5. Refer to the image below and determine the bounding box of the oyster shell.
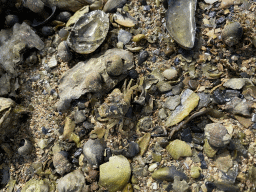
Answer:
[56,48,133,111]
[166,0,197,49]
[67,10,109,54]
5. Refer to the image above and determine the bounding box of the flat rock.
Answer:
[166,89,199,127]
[223,78,246,89]
[99,155,131,192]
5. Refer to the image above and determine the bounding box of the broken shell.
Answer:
[166,139,192,160]
[204,123,231,148]
[67,10,109,54]
[105,54,124,76]
[103,0,127,13]
[53,151,72,175]
[133,34,146,42]
[57,41,72,62]
[222,22,243,47]
[166,0,197,49]
[113,12,137,28]
[18,139,33,156]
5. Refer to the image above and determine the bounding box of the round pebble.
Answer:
[162,68,178,80]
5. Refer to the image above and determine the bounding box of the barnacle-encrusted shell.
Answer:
[166,0,197,49]
[166,139,192,160]
[67,10,109,54]
[222,22,243,47]
[204,123,231,148]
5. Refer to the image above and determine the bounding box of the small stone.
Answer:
[42,26,55,36]
[113,12,137,27]
[148,163,158,172]
[215,150,233,172]
[158,108,167,119]
[205,123,231,148]
[48,55,58,69]
[83,139,105,167]
[190,166,201,179]
[56,12,72,22]
[152,166,188,182]
[166,139,192,160]
[223,78,246,89]
[156,81,172,93]
[162,68,178,80]
[138,50,149,65]
[188,80,198,90]
[105,54,124,76]
[118,29,132,45]
[57,41,72,62]
[164,95,181,110]
[116,41,123,49]
[197,93,211,109]
[99,155,131,192]
[57,170,86,192]
[172,176,189,192]
[74,110,86,124]
[53,151,72,175]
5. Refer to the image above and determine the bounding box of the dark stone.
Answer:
[151,55,157,63]
[209,11,216,18]
[42,126,48,134]
[122,142,140,158]
[216,16,226,25]
[192,133,204,145]
[224,89,240,99]
[128,69,138,79]
[138,50,149,65]
[74,110,86,124]
[205,181,216,192]
[74,148,83,158]
[180,128,192,143]
[188,80,198,90]
[212,88,226,104]
[42,26,55,36]
[56,11,72,22]
[201,161,208,169]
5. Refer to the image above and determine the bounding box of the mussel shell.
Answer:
[67,10,109,54]
[166,0,197,49]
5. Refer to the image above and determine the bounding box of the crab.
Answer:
[96,78,143,139]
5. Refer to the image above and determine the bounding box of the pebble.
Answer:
[5,15,19,27]
[152,166,188,181]
[190,166,201,179]
[47,55,58,69]
[158,108,167,119]
[57,41,72,62]
[197,92,211,109]
[99,155,131,192]
[18,139,33,156]
[103,0,127,13]
[74,110,86,124]
[121,142,140,158]
[148,163,158,172]
[56,12,72,22]
[166,139,192,159]
[83,139,105,167]
[203,139,218,158]
[180,128,192,143]
[53,151,72,175]
[42,26,55,36]
[118,29,132,45]
[215,150,233,172]
[156,81,172,93]
[138,50,149,65]
[188,80,198,90]
[172,176,189,192]
[21,179,50,192]
[57,170,86,192]
[212,88,226,104]
[162,68,178,80]
[204,123,231,148]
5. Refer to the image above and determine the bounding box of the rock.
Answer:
[223,78,246,89]
[166,139,192,160]
[172,176,189,192]
[215,150,233,172]
[53,151,72,175]
[57,170,86,192]
[188,80,198,90]
[158,108,167,119]
[162,68,178,80]
[118,29,132,45]
[122,142,140,158]
[205,123,231,148]
[222,22,243,47]
[56,49,133,111]
[226,97,251,117]
[190,166,201,179]
[21,179,50,192]
[220,0,236,8]
[57,41,72,62]
[166,89,199,127]
[103,0,127,13]
[164,95,181,110]
[152,166,188,182]
[156,81,172,93]
[56,11,72,22]
[197,92,211,109]
[166,0,197,48]
[42,26,55,36]
[105,54,124,76]
[133,34,146,42]
[74,110,86,124]
[99,155,131,192]
[83,139,105,167]
[47,55,58,69]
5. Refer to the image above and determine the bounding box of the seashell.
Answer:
[132,34,146,42]
[105,54,124,76]
[204,123,231,148]
[18,139,33,156]
[166,0,197,49]
[222,22,243,47]
[67,10,109,54]
[57,41,72,62]
[113,12,137,28]
[53,151,72,175]
[166,139,192,160]
[103,0,127,13]
[138,50,149,65]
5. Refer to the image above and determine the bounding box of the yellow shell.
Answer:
[133,34,146,42]
[166,139,192,160]
[190,166,201,179]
